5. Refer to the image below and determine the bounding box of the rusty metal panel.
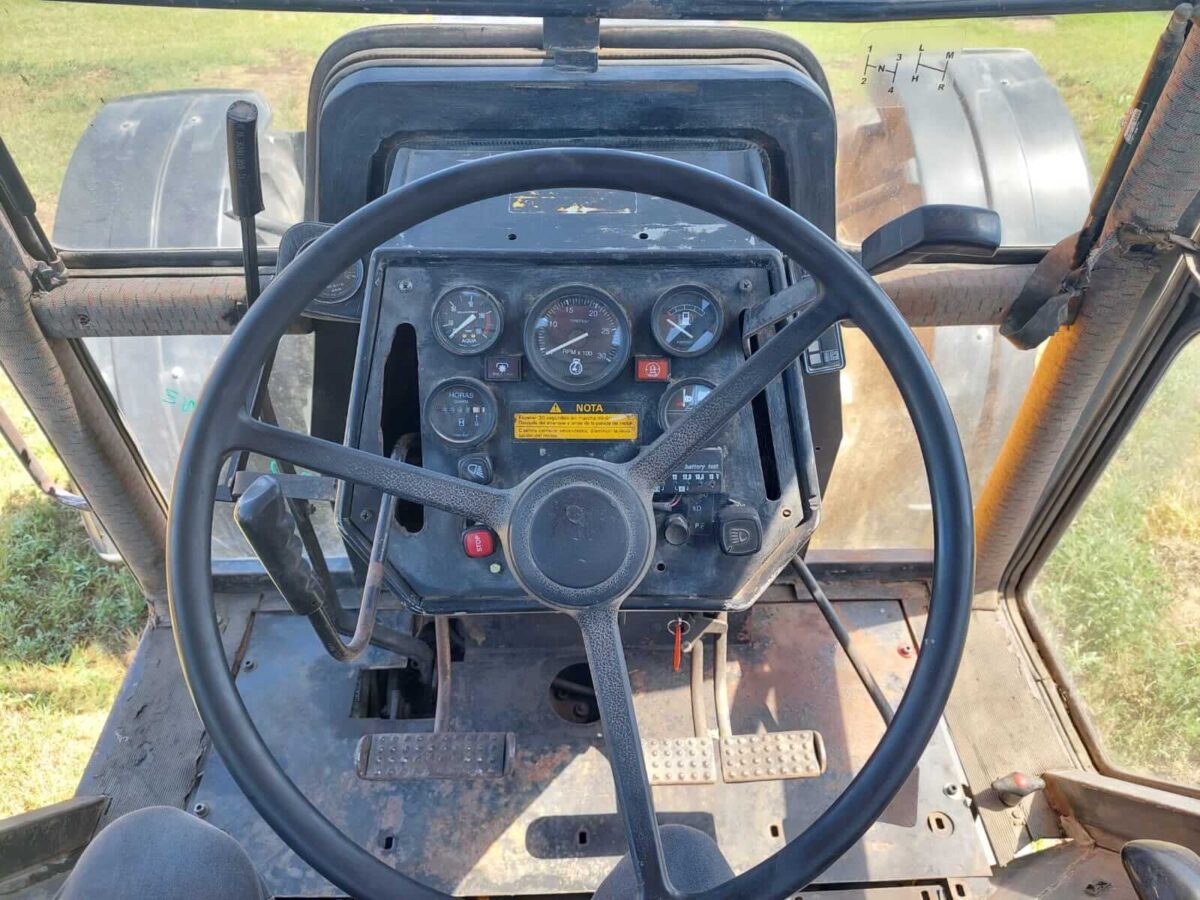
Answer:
[1043,770,1200,854]
[190,598,990,896]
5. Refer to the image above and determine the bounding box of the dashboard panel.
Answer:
[296,50,840,612]
[341,252,817,613]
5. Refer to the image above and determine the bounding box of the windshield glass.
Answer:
[2,9,1162,251]
[0,6,1166,554]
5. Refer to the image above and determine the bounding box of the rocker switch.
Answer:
[457,454,493,485]
[718,506,762,556]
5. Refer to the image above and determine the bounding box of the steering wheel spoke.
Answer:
[626,291,844,492]
[233,414,512,530]
[576,605,675,900]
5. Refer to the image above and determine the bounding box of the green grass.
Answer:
[0,644,132,818]
[0,485,145,664]
[0,372,147,817]
[0,2,1168,230]
[0,0,413,231]
[1033,345,1200,785]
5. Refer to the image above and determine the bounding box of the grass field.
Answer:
[1033,344,1200,785]
[0,375,145,818]
[0,0,1193,816]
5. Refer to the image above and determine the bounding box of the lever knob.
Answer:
[225,100,264,219]
[234,475,324,617]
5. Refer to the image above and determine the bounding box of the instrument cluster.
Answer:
[424,282,726,447]
[344,257,808,611]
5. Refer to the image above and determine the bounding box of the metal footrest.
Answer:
[356,732,513,780]
[718,731,826,783]
[643,736,718,785]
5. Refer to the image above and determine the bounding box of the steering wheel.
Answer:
[169,148,973,900]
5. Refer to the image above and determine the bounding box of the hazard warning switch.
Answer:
[462,527,496,558]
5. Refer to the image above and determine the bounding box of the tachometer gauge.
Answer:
[424,378,498,446]
[432,286,503,355]
[651,286,724,357]
[524,286,632,392]
[659,378,716,430]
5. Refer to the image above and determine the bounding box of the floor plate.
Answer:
[191,597,991,896]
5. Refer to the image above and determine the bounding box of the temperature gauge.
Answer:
[651,286,724,357]
[659,378,716,430]
[424,378,498,446]
[432,286,504,355]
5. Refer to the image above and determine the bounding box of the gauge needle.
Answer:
[544,333,589,355]
[448,313,478,337]
[666,318,694,339]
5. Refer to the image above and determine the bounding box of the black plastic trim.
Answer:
[60,0,1178,22]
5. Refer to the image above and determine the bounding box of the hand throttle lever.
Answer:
[234,472,433,680]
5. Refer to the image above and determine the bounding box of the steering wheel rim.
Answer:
[168,148,974,900]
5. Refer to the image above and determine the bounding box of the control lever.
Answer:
[220,100,332,594]
[741,276,821,351]
[743,205,999,346]
[225,100,265,305]
[859,204,1001,275]
[234,471,433,680]
[794,555,921,827]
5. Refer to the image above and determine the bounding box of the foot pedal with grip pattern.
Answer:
[355,732,513,780]
[642,737,718,785]
[718,731,826,782]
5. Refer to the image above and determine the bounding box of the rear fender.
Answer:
[54,89,302,250]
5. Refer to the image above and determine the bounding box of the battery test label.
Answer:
[512,401,639,441]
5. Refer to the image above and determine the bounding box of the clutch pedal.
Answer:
[356,731,513,780]
[643,737,718,785]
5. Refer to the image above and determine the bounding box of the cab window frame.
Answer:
[1015,297,1200,801]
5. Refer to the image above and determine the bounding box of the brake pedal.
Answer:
[355,732,513,780]
[718,731,826,782]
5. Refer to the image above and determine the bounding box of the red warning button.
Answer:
[635,356,670,382]
[463,527,496,558]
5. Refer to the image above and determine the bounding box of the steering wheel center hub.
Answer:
[506,460,654,610]
[529,485,631,589]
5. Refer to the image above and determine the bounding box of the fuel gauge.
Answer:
[651,286,724,357]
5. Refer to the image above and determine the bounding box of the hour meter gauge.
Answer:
[424,378,498,446]
[524,285,631,392]
[651,285,724,357]
[432,286,504,355]
[659,378,716,430]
